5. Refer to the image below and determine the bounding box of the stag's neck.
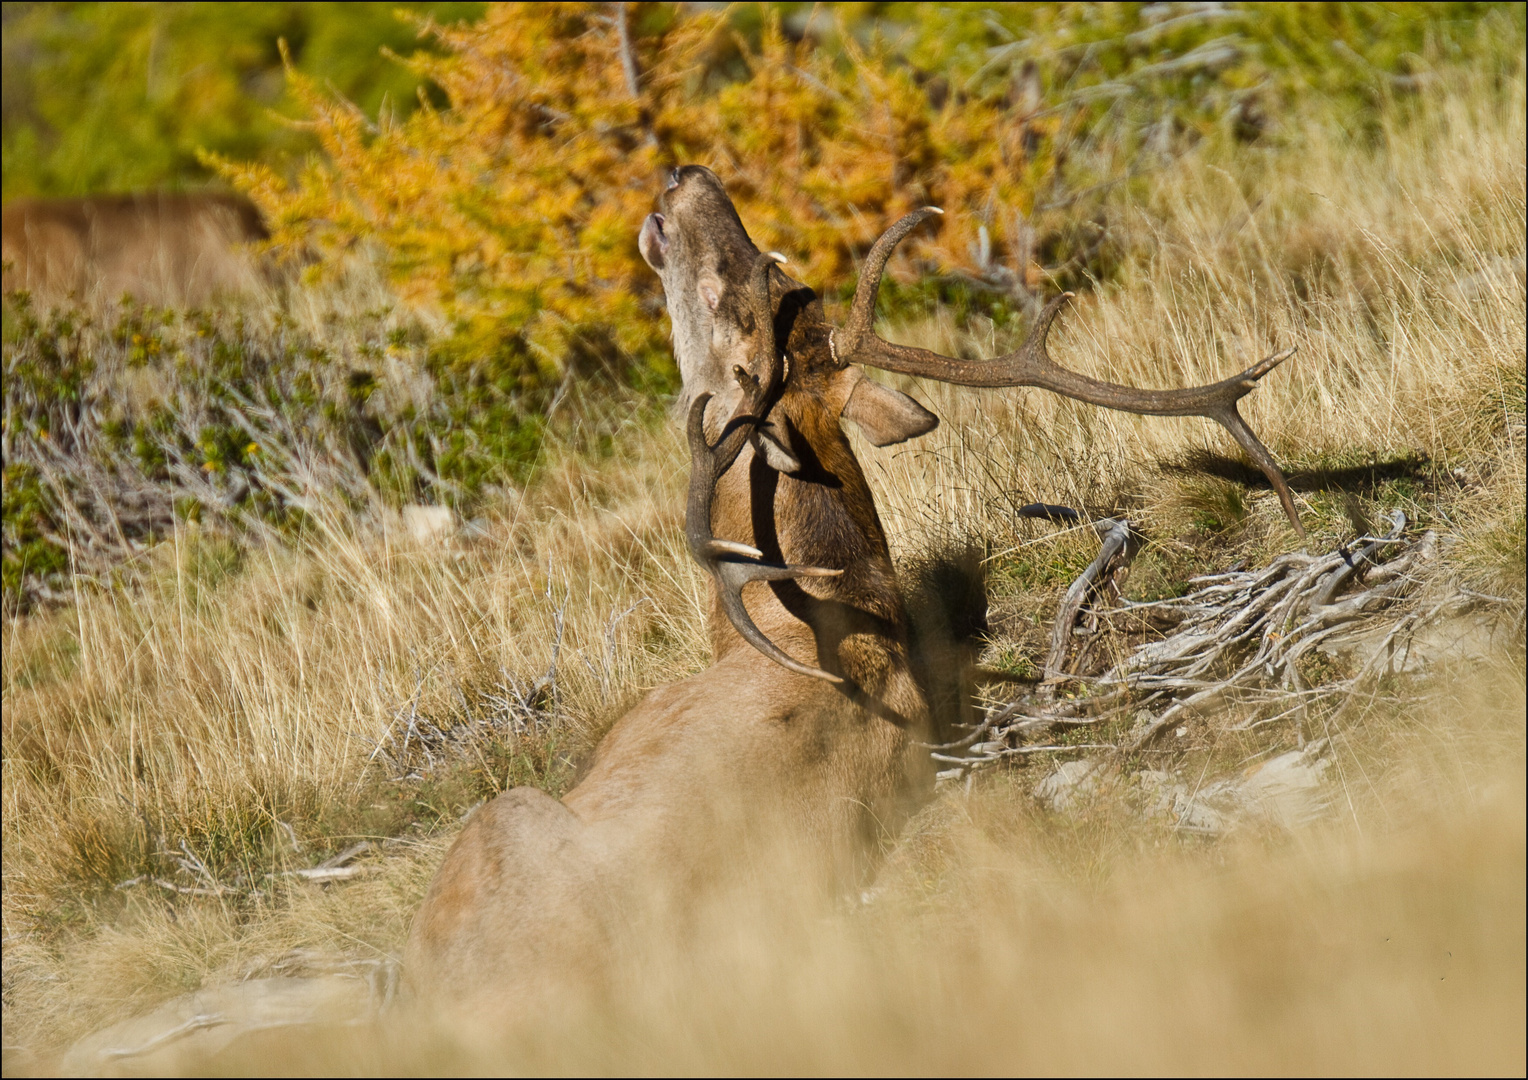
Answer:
[710,403,911,694]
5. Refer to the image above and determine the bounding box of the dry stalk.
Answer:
[359,598,566,782]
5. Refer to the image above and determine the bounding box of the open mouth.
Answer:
[639,212,668,270]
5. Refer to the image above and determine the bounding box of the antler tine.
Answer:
[833,211,1306,537]
[839,206,943,361]
[745,251,785,402]
[711,554,845,683]
[682,253,846,684]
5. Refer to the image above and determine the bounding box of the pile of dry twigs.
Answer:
[933,510,1523,782]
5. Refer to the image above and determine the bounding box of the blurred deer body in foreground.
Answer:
[404,167,1298,1013]
[1,192,269,308]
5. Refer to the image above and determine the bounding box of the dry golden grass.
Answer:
[396,677,1528,1076]
[2,62,1524,1074]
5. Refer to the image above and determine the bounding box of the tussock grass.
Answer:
[3,60,1525,1073]
[864,64,1525,558]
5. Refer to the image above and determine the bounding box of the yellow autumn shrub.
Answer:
[211,2,1520,384]
[212,2,1059,379]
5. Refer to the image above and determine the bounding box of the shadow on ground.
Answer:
[1166,449,1435,494]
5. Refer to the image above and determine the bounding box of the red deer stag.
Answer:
[1,192,269,309]
[403,166,1299,1014]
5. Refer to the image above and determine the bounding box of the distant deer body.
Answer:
[1,192,269,308]
[403,167,1297,1011]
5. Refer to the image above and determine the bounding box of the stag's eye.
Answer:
[665,168,682,192]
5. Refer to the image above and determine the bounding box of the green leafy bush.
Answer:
[1,1,484,199]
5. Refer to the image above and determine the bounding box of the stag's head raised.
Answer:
[638,165,756,400]
[642,166,950,683]
[639,166,936,446]
[640,165,1301,685]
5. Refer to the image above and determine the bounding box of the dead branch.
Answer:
[318,841,372,869]
[99,1013,233,1060]
[1043,516,1135,688]
[272,865,371,883]
[115,876,229,898]
[934,508,1512,784]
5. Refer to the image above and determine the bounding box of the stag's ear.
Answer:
[841,373,939,446]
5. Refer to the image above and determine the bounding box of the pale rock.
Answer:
[1319,608,1517,674]
[401,504,457,545]
[1034,760,1102,812]
[1169,741,1333,835]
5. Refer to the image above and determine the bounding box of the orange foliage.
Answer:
[214,3,1059,374]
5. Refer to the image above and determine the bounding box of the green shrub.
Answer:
[0,295,599,611]
[1,1,485,199]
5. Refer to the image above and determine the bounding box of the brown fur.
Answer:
[404,168,972,1016]
[1,192,269,308]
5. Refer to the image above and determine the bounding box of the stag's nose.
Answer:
[639,212,668,271]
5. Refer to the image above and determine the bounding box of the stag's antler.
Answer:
[686,253,845,683]
[832,208,1305,537]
